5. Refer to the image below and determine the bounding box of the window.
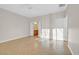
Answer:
[52,28,63,40]
[41,29,50,39]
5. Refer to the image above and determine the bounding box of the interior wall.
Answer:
[0,8,30,42]
[29,11,67,40]
[67,5,79,54]
[51,11,67,41]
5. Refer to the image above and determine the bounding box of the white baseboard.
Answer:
[68,45,74,55]
[0,35,28,43]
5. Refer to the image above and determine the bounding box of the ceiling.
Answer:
[0,4,67,18]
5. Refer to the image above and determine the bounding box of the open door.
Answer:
[34,22,38,37]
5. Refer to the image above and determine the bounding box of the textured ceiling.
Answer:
[0,4,67,17]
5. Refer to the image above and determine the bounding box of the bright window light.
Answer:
[52,28,63,40]
[41,29,50,39]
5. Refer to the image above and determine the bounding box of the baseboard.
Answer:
[0,35,28,43]
[68,45,74,55]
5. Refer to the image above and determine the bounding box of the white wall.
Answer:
[0,8,30,42]
[29,11,67,40]
[68,5,79,54]
[51,12,68,41]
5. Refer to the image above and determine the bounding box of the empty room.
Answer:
[0,4,79,55]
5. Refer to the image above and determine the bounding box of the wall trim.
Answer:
[0,35,28,44]
[68,45,74,55]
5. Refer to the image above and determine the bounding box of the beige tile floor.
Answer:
[0,36,71,55]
